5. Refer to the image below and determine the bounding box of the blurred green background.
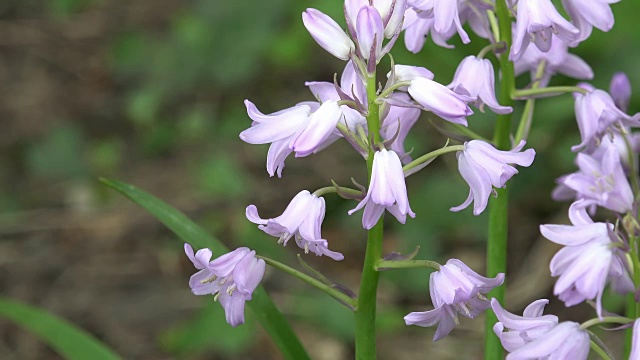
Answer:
[0,0,638,359]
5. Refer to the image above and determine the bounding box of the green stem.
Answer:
[579,316,634,330]
[514,60,546,144]
[512,86,588,99]
[485,1,514,360]
[376,81,412,102]
[590,341,613,360]
[354,70,384,360]
[621,131,640,196]
[477,41,506,59]
[258,256,358,310]
[374,259,441,271]
[441,122,492,142]
[625,233,640,356]
[355,220,383,359]
[313,185,363,198]
[624,293,636,358]
[402,145,465,173]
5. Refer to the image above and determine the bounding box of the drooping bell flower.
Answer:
[349,149,415,229]
[402,8,454,52]
[540,200,622,317]
[448,56,512,114]
[451,140,536,215]
[572,84,639,151]
[562,0,618,44]
[240,101,312,177]
[409,0,470,44]
[246,190,344,260]
[494,297,591,359]
[505,321,590,360]
[303,9,355,60]
[559,147,634,213]
[510,0,579,61]
[491,298,559,353]
[184,244,266,327]
[404,259,504,341]
[514,33,593,87]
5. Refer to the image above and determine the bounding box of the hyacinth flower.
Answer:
[562,0,619,44]
[407,0,470,44]
[540,200,623,317]
[246,190,344,260]
[302,8,355,60]
[514,33,593,87]
[572,84,640,151]
[451,140,536,215]
[240,99,345,176]
[184,244,265,327]
[407,77,474,126]
[559,146,634,213]
[402,8,452,52]
[349,149,415,229]
[240,101,313,177]
[510,0,579,61]
[491,298,559,353]
[448,56,512,115]
[610,72,632,112]
[404,259,504,341]
[505,321,590,360]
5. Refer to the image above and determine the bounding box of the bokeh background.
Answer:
[0,0,639,359]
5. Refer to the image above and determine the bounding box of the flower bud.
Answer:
[373,0,407,38]
[356,6,384,61]
[407,77,473,126]
[303,9,355,60]
[609,72,632,112]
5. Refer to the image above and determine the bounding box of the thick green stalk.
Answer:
[624,294,636,358]
[354,71,383,360]
[626,235,640,357]
[485,2,515,360]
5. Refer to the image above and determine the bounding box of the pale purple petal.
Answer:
[290,100,343,157]
[218,290,248,327]
[303,9,355,60]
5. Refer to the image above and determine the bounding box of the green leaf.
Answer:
[161,299,256,356]
[0,298,121,360]
[99,178,310,360]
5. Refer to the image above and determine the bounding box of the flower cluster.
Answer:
[178,0,640,357]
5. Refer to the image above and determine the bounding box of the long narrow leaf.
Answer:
[100,178,309,360]
[0,298,121,360]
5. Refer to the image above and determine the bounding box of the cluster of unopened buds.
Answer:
[182,0,640,358]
